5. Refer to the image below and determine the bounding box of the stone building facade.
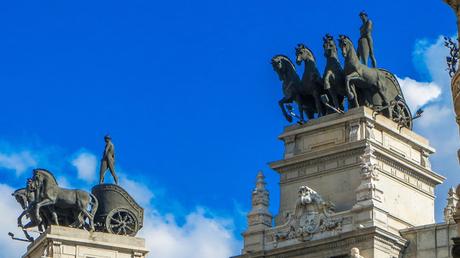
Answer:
[234,107,457,258]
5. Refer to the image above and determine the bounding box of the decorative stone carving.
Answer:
[445,187,459,224]
[270,186,342,242]
[355,144,383,205]
[365,120,375,139]
[350,247,364,258]
[421,149,432,169]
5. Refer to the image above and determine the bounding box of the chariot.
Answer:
[92,184,144,236]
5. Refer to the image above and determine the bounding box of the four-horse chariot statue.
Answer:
[92,184,144,236]
[272,13,421,130]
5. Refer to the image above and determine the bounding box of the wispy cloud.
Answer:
[397,76,441,112]
[0,151,37,176]
[119,172,155,206]
[71,150,98,183]
[142,207,240,258]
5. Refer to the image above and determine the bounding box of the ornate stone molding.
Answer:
[355,144,383,206]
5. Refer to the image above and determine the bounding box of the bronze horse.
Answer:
[32,168,98,231]
[322,34,348,110]
[295,44,326,116]
[338,35,390,111]
[272,55,316,122]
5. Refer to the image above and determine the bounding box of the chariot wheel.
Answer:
[391,100,412,129]
[105,207,139,236]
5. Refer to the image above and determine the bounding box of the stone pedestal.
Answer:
[22,226,148,258]
[235,106,445,258]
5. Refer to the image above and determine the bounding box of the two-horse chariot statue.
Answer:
[11,168,144,242]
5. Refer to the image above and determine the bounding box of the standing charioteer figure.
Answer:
[357,11,377,68]
[99,134,119,185]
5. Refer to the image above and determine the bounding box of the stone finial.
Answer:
[247,171,272,228]
[445,187,459,223]
[350,247,364,258]
[255,170,267,191]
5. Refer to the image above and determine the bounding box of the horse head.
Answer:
[271,55,298,82]
[295,44,316,65]
[271,56,284,80]
[12,188,28,210]
[323,34,338,58]
[338,35,354,59]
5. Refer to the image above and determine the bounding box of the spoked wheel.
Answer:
[105,208,139,236]
[391,100,412,129]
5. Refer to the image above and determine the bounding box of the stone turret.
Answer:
[445,187,459,224]
[242,171,273,254]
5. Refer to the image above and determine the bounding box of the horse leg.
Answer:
[35,199,54,224]
[345,72,360,107]
[17,210,27,227]
[48,206,59,226]
[328,89,340,109]
[324,71,340,109]
[80,208,95,231]
[312,91,324,116]
[279,98,293,122]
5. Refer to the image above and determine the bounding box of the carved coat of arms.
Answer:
[271,186,342,242]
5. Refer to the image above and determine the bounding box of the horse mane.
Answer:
[273,54,297,72]
[33,168,58,185]
[339,35,354,47]
[12,188,26,196]
[296,44,317,63]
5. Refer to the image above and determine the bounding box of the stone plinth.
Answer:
[236,106,445,258]
[270,107,444,232]
[22,226,148,258]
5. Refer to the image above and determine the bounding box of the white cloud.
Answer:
[413,35,453,94]
[141,208,240,258]
[71,151,98,183]
[409,35,460,221]
[0,151,37,176]
[397,76,441,111]
[0,183,34,257]
[120,174,155,206]
[417,105,452,129]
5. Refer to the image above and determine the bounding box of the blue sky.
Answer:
[0,1,459,257]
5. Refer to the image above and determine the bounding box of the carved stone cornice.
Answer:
[232,227,407,258]
[270,140,366,173]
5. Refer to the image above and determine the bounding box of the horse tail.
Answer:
[89,193,99,219]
